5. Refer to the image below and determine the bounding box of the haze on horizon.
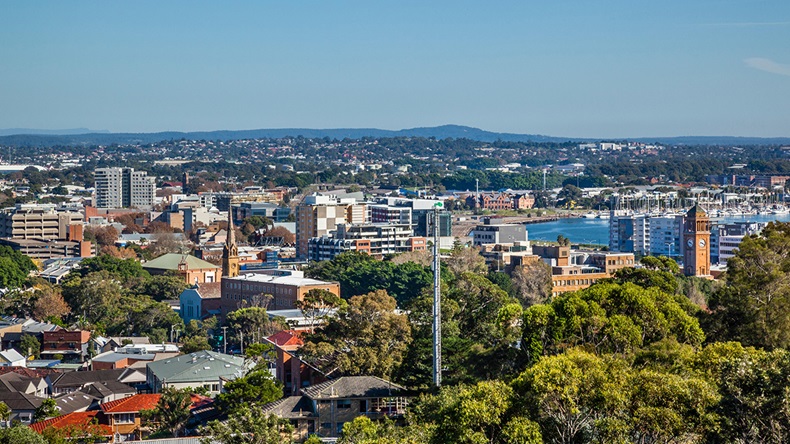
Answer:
[1,1,789,139]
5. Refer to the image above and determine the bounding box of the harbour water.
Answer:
[526,213,790,246]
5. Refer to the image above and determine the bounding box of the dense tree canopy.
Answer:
[301,290,411,379]
[305,251,431,305]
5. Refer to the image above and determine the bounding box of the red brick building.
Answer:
[41,330,91,363]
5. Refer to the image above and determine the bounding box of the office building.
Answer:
[0,204,83,240]
[471,219,528,246]
[94,168,156,209]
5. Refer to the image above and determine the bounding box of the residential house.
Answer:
[51,368,143,396]
[0,371,51,398]
[262,376,411,441]
[91,336,151,355]
[0,391,44,424]
[269,338,328,397]
[145,351,246,396]
[100,394,161,441]
[30,411,113,439]
[40,330,91,363]
[53,390,101,414]
[0,349,26,367]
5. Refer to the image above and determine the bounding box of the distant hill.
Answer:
[0,124,788,147]
[0,128,109,136]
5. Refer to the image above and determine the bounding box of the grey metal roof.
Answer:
[261,395,316,419]
[0,391,44,411]
[52,369,127,388]
[301,376,407,400]
[145,351,246,383]
[54,390,98,413]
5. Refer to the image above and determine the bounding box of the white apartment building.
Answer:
[94,168,156,209]
[648,215,683,258]
[718,234,744,265]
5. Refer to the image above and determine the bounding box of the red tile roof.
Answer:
[29,411,113,436]
[100,394,161,413]
[268,330,304,348]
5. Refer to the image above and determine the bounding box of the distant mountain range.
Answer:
[0,124,789,147]
[0,128,110,136]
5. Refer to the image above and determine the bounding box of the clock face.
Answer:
[699,239,706,248]
[687,239,694,248]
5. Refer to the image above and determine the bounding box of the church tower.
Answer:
[222,206,240,277]
[682,204,711,277]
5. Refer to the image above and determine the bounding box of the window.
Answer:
[115,413,135,424]
[337,399,352,409]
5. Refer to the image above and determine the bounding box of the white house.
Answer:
[0,349,26,367]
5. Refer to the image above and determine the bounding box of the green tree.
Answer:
[512,349,621,444]
[69,254,148,283]
[180,335,211,353]
[295,288,347,333]
[697,344,790,442]
[224,307,285,346]
[18,333,40,359]
[301,290,411,378]
[201,405,292,444]
[134,274,189,302]
[142,386,193,438]
[706,222,790,349]
[33,398,58,422]
[0,244,36,289]
[0,401,10,428]
[339,416,379,443]
[216,368,282,413]
[521,282,704,362]
[0,425,47,444]
[411,380,532,444]
[305,251,431,304]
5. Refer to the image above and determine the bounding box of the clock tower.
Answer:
[682,204,711,277]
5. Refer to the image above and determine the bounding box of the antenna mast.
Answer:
[432,202,442,388]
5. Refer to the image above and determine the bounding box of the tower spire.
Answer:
[226,206,236,247]
[222,205,239,277]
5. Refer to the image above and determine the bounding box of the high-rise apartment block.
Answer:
[94,168,156,209]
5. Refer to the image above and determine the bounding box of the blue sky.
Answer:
[1,1,789,137]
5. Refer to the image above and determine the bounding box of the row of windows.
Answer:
[553,278,598,287]
[607,259,634,265]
